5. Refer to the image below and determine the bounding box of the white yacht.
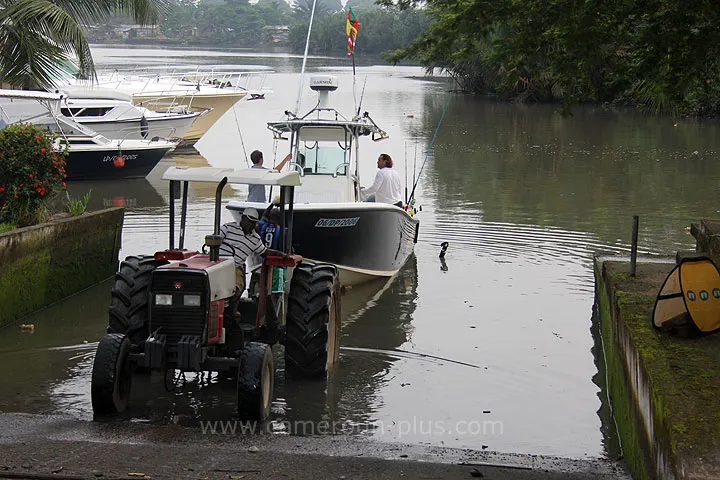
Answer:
[62,69,271,150]
[0,90,177,181]
[58,86,207,142]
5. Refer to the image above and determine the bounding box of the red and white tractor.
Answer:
[90,167,341,420]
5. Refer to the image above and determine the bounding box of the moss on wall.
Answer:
[595,259,720,479]
[0,208,123,327]
[595,262,653,480]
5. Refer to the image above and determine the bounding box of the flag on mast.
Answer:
[346,6,358,56]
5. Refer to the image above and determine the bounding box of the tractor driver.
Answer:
[219,207,287,297]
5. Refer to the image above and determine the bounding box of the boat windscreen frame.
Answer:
[294,125,353,177]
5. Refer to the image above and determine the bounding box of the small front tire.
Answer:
[91,333,133,415]
[237,342,274,421]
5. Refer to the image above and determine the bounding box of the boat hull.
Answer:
[65,144,174,181]
[229,202,419,286]
[133,92,246,149]
[75,115,198,142]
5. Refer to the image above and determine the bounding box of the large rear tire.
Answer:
[285,262,341,378]
[91,333,132,415]
[237,342,274,421]
[108,255,167,347]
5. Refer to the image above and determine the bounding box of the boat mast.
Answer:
[294,0,319,115]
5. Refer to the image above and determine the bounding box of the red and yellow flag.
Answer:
[346,7,358,56]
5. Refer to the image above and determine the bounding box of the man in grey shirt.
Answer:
[247,150,293,202]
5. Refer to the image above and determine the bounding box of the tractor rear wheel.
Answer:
[91,333,132,415]
[237,342,274,421]
[285,262,341,378]
[108,255,167,347]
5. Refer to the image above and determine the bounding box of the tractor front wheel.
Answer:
[91,333,133,415]
[285,262,341,378]
[237,342,274,421]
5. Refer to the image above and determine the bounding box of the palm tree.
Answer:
[0,0,169,89]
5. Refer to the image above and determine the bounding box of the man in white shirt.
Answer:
[219,207,286,296]
[360,153,404,207]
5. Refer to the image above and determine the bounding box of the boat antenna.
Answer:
[406,95,452,205]
[294,0,319,115]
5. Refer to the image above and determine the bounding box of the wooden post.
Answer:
[630,215,639,277]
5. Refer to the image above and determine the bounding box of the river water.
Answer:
[3,45,720,460]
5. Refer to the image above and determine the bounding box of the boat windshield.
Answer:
[298,141,348,176]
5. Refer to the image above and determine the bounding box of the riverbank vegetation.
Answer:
[140,0,427,56]
[379,0,720,115]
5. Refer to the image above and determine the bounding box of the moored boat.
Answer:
[0,89,177,181]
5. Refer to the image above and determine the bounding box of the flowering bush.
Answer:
[0,123,67,227]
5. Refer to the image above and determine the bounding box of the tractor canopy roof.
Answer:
[162,166,301,186]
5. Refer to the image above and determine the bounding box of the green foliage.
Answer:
[0,223,15,233]
[0,0,169,89]
[288,8,429,56]
[381,0,720,115]
[66,189,92,217]
[0,123,67,227]
[160,0,294,46]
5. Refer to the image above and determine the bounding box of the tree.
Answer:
[0,0,169,89]
[380,0,720,115]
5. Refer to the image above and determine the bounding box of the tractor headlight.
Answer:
[183,294,201,306]
[155,294,173,306]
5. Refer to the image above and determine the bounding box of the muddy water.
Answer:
[3,46,720,460]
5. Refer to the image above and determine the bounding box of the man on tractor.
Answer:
[219,206,287,298]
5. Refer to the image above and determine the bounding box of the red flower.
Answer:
[62,182,66,188]
[35,135,40,141]
[40,148,46,154]
[0,187,4,193]
[28,173,33,179]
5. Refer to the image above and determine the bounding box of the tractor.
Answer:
[90,166,341,420]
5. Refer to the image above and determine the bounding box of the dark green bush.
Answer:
[0,123,67,226]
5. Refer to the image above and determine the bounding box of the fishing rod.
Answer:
[356,76,367,117]
[406,96,452,205]
[404,141,408,205]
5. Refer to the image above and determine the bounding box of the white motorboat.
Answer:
[57,86,207,142]
[227,75,420,287]
[62,69,271,150]
[0,90,178,181]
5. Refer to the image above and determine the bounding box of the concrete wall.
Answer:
[0,208,123,327]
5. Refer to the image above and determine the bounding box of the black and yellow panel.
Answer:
[679,258,720,332]
[653,265,685,329]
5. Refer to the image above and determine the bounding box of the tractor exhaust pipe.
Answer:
[214,177,228,235]
[206,177,229,262]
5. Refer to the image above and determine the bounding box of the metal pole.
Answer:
[179,181,189,249]
[169,180,176,249]
[630,215,639,277]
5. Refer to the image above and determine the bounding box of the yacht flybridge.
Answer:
[227,75,419,286]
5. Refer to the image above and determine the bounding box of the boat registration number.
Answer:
[315,217,360,228]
